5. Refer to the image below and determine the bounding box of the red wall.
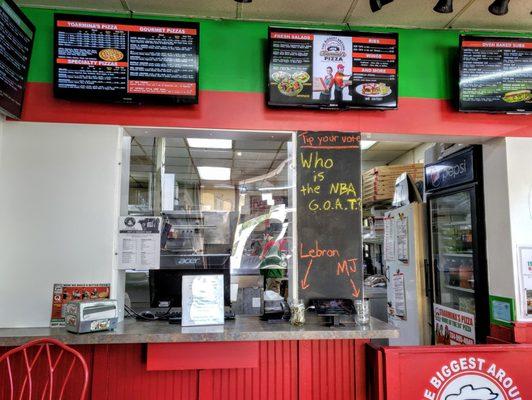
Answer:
[19,83,532,138]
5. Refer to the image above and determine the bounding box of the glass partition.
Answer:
[126,132,294,304]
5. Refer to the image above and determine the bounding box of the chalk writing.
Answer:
[297,131,362,302]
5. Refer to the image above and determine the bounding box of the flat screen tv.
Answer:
[267,27,398,110]
[54,14,199,105]
[0,0,35,119]
[459,35,532,114]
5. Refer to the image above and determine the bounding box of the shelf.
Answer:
[440,253,473,258]
[364,237,384,244]
[439,221,472,227]
[445,284,475,294]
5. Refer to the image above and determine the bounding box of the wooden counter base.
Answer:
[1,339,371,400]
[0,317,396,399]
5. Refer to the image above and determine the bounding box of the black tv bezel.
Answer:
[267,26,399,111]
[53,13,200,105]
[458,34,532,115]
[0,0,36,120]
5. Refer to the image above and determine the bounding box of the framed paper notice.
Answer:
[384,216,395,261]
[392,272,406,319]
[396,213,409,263]
[181,274,224,327]
[117,216,161,270]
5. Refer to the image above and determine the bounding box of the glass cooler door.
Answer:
[430,189,477,343]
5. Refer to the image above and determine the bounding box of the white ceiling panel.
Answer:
[126,0,236,19]
[17,0,126,12]
[348,0,470,29]
[452,1,532,31]
[241,0,353,24]
[16,0,531,32]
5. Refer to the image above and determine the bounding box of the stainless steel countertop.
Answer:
[0,316,398,347]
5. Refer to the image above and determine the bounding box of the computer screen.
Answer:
[149,268,231,308]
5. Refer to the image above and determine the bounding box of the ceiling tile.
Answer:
[189,149,233,159]
[131,146,153,157]
[165,158,193,167]
[133,137,155,146]
[347,0,468,29]
[165,138,186,148]
[234,160,272,169]
[234,141,283,150]
[362,149,405,162]
[371,141,421,151]
[126,0,236,18]
[194,159,233,168]
[452,1,532,31]
[241,0,353,23]
[16,0,126,12]
[237,150,279,160]
[165,147,189,157]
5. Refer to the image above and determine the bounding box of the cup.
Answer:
[290,300,306,326]
[354,299,370,325]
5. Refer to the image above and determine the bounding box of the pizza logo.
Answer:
[423,357,522,400]
[319,37,346,61]
[445,384,498,400]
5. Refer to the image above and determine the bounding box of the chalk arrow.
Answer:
[350,278,361,298]
[301,259,313,290]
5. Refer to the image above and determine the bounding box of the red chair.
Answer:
[0,338,89,400]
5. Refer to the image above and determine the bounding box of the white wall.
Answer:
[389,143,434,166]
[483,137,532,321]
[0,122,122,327]
[483,139,515,300]
[506,138,532,321]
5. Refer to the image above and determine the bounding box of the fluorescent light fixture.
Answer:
[258,185,294,191]
[261,193,273,202]
[361,140,377,150]
[187,138,232,149]
[197,166,231,181]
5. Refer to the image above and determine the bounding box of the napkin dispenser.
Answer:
[64,300,118,334]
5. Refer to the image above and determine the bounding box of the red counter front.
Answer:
[0,339,370,400]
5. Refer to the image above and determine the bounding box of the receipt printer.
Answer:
[65,300,118,334]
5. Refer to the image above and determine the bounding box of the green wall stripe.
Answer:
[21,7,529,100]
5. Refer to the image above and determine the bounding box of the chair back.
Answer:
[0,338,89,400]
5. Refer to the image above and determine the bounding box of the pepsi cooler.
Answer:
[425,146,489,345]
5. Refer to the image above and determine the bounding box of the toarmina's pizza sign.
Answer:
[423,357,523,400]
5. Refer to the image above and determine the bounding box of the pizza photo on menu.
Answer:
[53,14,199,105]
[98,48,124,62]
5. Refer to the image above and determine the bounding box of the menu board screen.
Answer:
[268,27,398,110]
[0,0,35,119]
[459,35,532,113]
[54,14,199,104]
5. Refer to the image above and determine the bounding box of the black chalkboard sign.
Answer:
[296,131,362,303]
